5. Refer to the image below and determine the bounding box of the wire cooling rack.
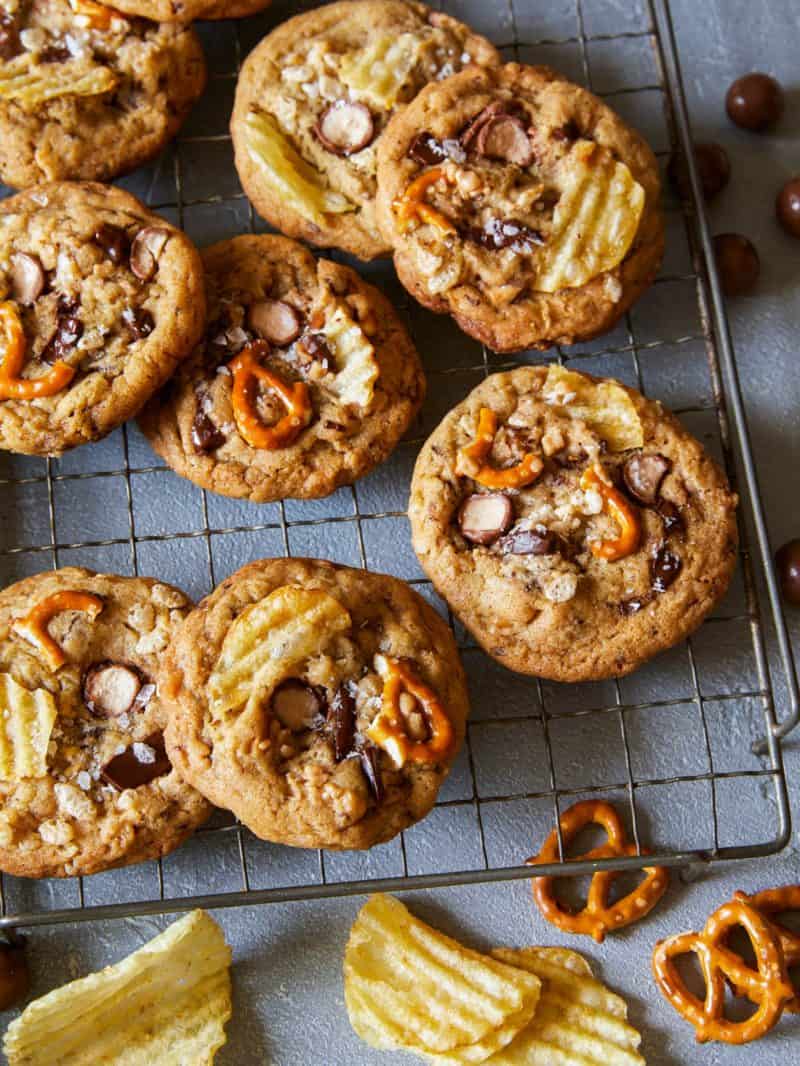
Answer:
[0,0,797,929]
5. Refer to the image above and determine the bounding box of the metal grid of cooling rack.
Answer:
[0,0,796,929]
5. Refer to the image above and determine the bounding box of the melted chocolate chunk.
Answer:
[100,732,171,790]
[297,333,334,371]
[464,218,545,253]
[40,44,71,64]
[123,307,155,339]
[41,299,83,364]
[408,131,445,165]
[191,408,225,453]
[496,524,558,556]
[619,594,651,616]
[655,498,684,537]
[0,12,21,61]
[359,743,384,804]
[328,683,356,762]
[651,546,682,593]
[93,222,130,265]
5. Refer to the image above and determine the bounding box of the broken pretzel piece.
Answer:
[0,302,75,400]
[581,465,641,561]
[228,340,312,450]
[366,655,454,768]
[12,590,104,671]
[458,406,543,490]
[393,168,457,236]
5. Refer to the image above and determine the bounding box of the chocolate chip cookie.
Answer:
[409,365,738,681]
[0,0,206,188]
[111,0,271,20]
[138,234,425,502]
[230,0,499,260]
[376,63,665,351]
[161,558,469,850]
[0,181,205,455]
[0,567,211,879]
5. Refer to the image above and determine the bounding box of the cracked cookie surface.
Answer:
[376,63,664,351]
[111,0,271,20]
[409,366,738,681]
[0,181,206,455]
[230,0,499,260]
[0,567,211,878]
[0,0,206,188]
[161,557,469,849]
[139,234,425,502]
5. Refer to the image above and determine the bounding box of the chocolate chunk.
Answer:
[191,408,225,453]
[248,300,303,346]
[651,546,682,593]
[775,539,800,606]
[726,72,784,131]
[457,493,513,546]
[123,306,155,339]
[776,177,800,239]
[272,679,324,733]
[328,683,356,761]
[713,233,760,298]
[93,222,130,264]
[40,44,71,64]
[0,938,29,1011]
[130,227,169,281]
[83,661,144,718]
[496,524,558,556]
[359,743,384,804]
[655,498,684,537]
[41,300,83,364]
[552,120,580,143]
[668,143,730,202]
[408,131,445,165]
[0,12,21,61]
[475,114,535,167]
[622,453,671,505]
[100,732,171,790]
[297,332,334,371]
[314,100,375,156]
[619,594,651,616]
[464,218,545,253]
[10,253,45,305]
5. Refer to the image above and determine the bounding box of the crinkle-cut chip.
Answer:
[0,673,57,781]
[344,894,541,1057]
[208,585,351,717]
[338,33,421,110]
[323,300,379,409]
[542,364,643,452]
[3,909,232,1066]
[485,947,644,1065]
[245,111,354,226]
[0,53,118,108]
[536,141,645,294]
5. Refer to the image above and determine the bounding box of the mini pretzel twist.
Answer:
[366,655,454,768]
[457,407,543,490]
[581,465,641,560]
[527,799,669,943]
[12,591,104,671]
[393,168,457,236]
[728,887,800,1013]
[0,303,75,401]
[228,341,312,450]
[652,896,793,1045]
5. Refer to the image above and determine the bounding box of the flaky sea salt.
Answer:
[132,743,156,765]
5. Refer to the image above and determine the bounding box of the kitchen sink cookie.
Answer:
[0,0,206,188]
[230,0,499,260]
[0,567,211,878]
[409,365,738,681]
[0,181,205,455]
[138,234,425,502]
[161,558,469,849]
[376,63,664,351]
[111,0,271,20]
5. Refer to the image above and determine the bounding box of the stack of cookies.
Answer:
[0,0,738,881]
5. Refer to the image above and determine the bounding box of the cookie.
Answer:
[0,0,206,188]
[0,567,211,878]
[138,234,425,502]
[161,558,469,850]
[376,63,665,351]
[0,181,206,456]
[230,0,499,260]
[409,365,738,681]
[111,0,270,20]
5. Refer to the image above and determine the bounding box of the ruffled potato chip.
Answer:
[244,111,354,226]
[542,364,643,452]
[345,894,541,1058]
[4,909,232,1066]
[487,947,644,1064]
[0,673,57,781]
[323,300,379,409]
[339,33,421,110]
[208,585,351,717]
[0,54,118,108]
[536,141,645,294]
